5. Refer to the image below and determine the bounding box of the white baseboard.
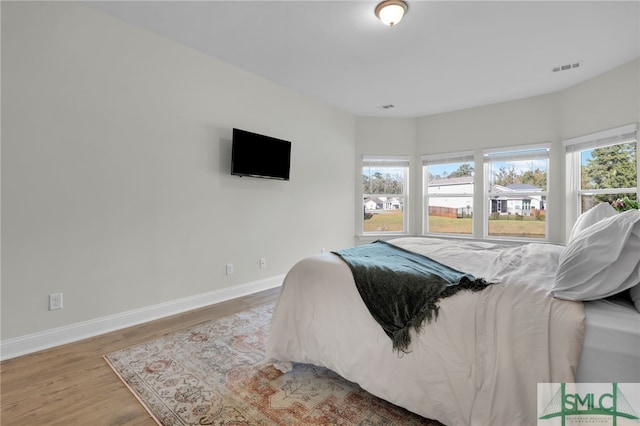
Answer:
[0,275,284,361]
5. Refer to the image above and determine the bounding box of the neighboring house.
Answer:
[363,198,378,210]
[489,184,544,215]
[427,178,544,216]
[427,176,474,211]
[384,197,402,210]
[364,196,403,211]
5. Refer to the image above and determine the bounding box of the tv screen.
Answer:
[231,128,291,180]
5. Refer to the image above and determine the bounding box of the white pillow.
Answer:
[567,202,617,243]
[551,209,640,301]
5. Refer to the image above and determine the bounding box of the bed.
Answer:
[265,207,640,426]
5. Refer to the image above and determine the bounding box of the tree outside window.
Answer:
[580,142,637,212]
[565,125,638,221]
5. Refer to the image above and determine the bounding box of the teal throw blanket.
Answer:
[332,240,491,353]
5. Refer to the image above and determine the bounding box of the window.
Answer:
[564,124,638,226]
[484,145,549,239]
[362,156,409,234]
[423,152,474,235]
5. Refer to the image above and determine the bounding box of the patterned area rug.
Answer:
[105,303,440,425]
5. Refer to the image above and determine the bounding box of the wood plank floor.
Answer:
[0,287,280,426]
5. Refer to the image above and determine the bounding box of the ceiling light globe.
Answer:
[375,0,408,27]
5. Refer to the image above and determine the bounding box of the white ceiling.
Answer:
[87,1,640,118]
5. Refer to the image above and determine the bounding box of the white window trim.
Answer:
[563,124,639,240]
[422,151,475,166]
[361,155,410,236]
[483,143,551,241]
[562,123,637,148]
[422,151,475,236]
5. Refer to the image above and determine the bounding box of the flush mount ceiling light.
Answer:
[375,0,408,27]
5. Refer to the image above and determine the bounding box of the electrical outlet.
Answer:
[226,263,234,275]
[49,293,63,310]
[260,258,266,269]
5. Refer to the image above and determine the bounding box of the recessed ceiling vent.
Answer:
[552,62,582,73]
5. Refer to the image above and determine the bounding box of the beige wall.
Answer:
[1,2,355,341]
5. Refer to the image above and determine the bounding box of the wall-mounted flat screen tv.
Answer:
[231,128,291,181]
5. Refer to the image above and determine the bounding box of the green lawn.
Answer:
[487,218,546,238]
[364,211,404,232]
[428,216,472,234]
[365,211,546,238]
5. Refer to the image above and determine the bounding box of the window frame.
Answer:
[483,143,551,241]
[361,155,410,236]
[563,123,638,239]
[422,151,475,237]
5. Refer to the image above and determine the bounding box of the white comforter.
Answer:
[265,237,585,426]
